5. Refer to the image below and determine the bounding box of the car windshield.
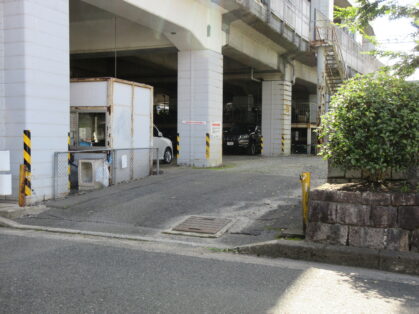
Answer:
[225,125,253,134]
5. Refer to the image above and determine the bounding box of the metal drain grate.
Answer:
[172,216,232,235]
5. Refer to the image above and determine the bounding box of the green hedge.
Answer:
[318,72,419,182]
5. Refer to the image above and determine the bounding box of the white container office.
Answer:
[69,78,153,188]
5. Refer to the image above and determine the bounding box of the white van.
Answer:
[153,125,173,164]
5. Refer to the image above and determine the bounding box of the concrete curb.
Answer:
[232,239,419,276]
[0,216,218,248]
[2,215,418,276]
[0,203,48,219]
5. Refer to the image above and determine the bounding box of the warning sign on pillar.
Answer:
[211,122,222,138]
[182,120,207,125]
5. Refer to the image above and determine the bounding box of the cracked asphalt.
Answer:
[17,155,327,247]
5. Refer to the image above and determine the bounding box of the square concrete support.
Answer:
[0,0,69,202]
[177,50,223,167]
[261,81,292,156]
[307,127,312,154]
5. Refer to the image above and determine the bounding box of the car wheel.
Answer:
[248,142,256,155]
[163,147,173,164]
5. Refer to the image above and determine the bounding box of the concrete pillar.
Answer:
[0,0,69,202]
[309,94,318,124]
[177,50,223,167]
[307,127,312,155]
[261,81,292,156]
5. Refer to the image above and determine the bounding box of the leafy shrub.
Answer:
[318,72,419,182]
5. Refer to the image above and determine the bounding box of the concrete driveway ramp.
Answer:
[170,216,233,238]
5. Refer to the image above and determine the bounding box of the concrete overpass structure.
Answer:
[0,0,381,202]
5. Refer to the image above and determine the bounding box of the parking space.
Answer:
[17,155,327,247]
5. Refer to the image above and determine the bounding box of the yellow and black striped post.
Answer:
[281,135,285,154]
[68,132,71,190]
[205,133,210,159]
[260,136,264,154]
[176,133,180,159]
[23,130,31,196]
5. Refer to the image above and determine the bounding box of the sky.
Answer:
[370,1,418,80]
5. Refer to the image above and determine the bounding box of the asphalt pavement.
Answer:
[1,228,418,314]
[16,155,327,247]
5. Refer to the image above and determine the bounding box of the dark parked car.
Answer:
[223,124,262,155]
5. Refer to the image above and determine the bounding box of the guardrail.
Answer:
[315,25,347,79]
[292,103,319,124]
[315,10,382,75]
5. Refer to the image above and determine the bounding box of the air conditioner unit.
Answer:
[78,159,107,190]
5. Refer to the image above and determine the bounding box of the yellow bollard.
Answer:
[300,172,311,233]
[18,164,26,207]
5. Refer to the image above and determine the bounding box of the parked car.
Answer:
[223,124,262,155]
[153,125,173,164]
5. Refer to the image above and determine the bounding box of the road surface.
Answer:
[0,228,418,314]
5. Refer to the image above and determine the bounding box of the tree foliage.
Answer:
[335,0,418,77]
[318,72,419,182]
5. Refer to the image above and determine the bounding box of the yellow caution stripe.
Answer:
[176,133,180,159]
[23,130,31,196]
[260,136,264,153]
[205,133,210,159]
[281,135,285,153]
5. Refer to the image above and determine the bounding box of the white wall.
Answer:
[311,0,334,21]
[83,0,224,53]
[177,50,223,167]
[71,17,172,53]
[0,0,69,202]
[270,0,311,40]
[228,22,282,70]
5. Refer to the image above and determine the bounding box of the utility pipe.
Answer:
[250,68,262,82]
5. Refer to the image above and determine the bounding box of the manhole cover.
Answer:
[172,216,232,236]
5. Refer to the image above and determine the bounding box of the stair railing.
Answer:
[315,24,347,79]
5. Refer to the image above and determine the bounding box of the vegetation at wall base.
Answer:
[318,71,419,183]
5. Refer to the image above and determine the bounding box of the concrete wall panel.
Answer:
[70,82,108,107]
[0,0,69,202]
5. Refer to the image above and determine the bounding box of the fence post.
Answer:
[68,133,71,190]
[112,149,117,184]
[53,152,58,199]
[156,148,160,175]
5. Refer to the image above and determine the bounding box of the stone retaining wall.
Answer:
[327,162,418,184]
[306,187,419,252]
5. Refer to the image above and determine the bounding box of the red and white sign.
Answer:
[211,122,222,138]
[182,120,207,125]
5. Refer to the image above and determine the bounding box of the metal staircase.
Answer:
[312,25,347,94]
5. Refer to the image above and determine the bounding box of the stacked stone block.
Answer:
[307,188,419,252]
[328,162,418,184]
